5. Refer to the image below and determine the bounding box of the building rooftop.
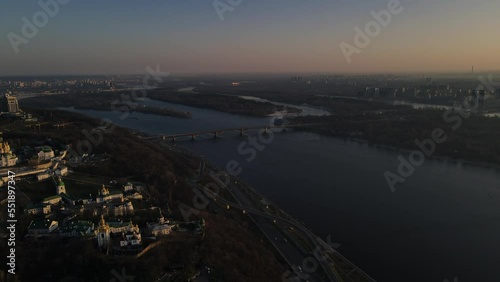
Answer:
[150,224,172,232]
[26,203,50,210]
[43,195,62,202]
[39,146,53,153]
[108,221,130,228]
[60,221,94,236]
[28,219,57,231]
[109,190,123,196]
[60,192,74,200]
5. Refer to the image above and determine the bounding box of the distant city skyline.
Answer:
[1,0,499,75]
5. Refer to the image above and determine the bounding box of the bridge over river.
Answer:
[143,123,321,141]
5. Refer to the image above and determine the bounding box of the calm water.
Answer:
[66,99,500,282]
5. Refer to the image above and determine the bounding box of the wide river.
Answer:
[65,99,500,282]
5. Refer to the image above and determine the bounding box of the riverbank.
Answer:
[334,135,500,172]
[293,107,500,169]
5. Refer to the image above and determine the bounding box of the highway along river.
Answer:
[64,98,500,282]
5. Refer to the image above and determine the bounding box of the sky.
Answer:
[0,0,499,75]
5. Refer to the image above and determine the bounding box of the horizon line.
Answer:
[1,70,500,78]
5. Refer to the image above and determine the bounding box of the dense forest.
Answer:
[20,92,192,119]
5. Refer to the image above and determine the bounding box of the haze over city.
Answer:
[1,0,500,75]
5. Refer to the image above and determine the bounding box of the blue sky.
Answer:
[1,0,499,75]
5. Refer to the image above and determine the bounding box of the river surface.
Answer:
[64,99,500,282]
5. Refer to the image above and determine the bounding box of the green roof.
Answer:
[60,221,94,234]
[26,203,49,210]
[28,219,57,230]
[108,221,130,228]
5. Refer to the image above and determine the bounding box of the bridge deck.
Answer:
[144,123,319,139]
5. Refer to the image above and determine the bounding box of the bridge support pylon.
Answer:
[240,129,245,136]
[191,134,196,141]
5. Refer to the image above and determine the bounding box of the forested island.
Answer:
[20,92,192,119]
[148,88,301,117]
[20,89,302,118]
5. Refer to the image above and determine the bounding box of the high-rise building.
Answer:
[1,94,20,113]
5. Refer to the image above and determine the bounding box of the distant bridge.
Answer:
[143,123,320,141]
